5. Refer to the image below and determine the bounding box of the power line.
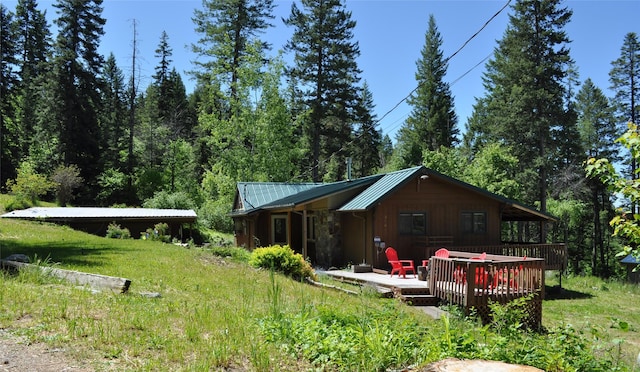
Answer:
[377,0,511,126]
[292,0,512,182]
[379,52,493,139]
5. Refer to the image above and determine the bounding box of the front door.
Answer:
[271,214,288,245]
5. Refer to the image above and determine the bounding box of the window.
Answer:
[398,212,426,235]
[461,212,486,234]
[271,215,288,245]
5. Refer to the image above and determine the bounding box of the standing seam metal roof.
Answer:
[338,166,424,211]
[236,182,321,211]
[260,174,383,209]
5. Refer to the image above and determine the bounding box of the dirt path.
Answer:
[0,331,91,372]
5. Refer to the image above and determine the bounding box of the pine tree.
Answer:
[609,32,640,213]
[395,14,458,168]
[191,0,274,105]
[467,0,572,226]
[576,78,618,276]
[0,5,19,187]
[610,32,640,130]
[100,53,127,171]
[14,0,52,172]
[284,0,362,181]
[49,0,106,202]
[351,81,382,177]
[577,79,618,160]
[153,31,173,123]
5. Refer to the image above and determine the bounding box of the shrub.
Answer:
[4,196,32,212]
[51,164,83,206]
[142,222,171,243]
[97,169,129,206]
[6,161,54,204]
[197,199,233,232]
[106,222,131,239]
[143,190,196,210]
[209,246,251,262]
[249,245,315,280]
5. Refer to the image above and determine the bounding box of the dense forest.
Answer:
[0,0,638,278]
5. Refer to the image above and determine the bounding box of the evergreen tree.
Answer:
[13,0,52,174]
[100,53,127,171]
[379,134,393,170]
[466,0,573,234]
[135,33,193,202]
[610,32,640,131]
[576,79,618,160]
[191,0,274,104]
[395,14,458,168]
[351,82,382,177]
[576,78,619,276]
[284,0,362,181]
[0,5,18,187]
[153,31,173,124]
[49,0,106,202]
[609,32,640,213]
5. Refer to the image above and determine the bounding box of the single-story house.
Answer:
[231,166,564,270]
[621,254,640,283]
[1,207,197,240]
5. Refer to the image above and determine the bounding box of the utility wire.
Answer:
[376,0,511,125]
[292,0,511,182]
[379,52,492,139]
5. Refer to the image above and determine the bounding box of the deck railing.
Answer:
[427,254,545,328]
[425,243,566,271]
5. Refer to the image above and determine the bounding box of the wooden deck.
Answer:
[322,269,438,306]
[428,252,544,328]
[323,251,545,328]
[424,243,566,271]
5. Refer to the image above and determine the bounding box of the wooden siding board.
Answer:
[373,176,505,265]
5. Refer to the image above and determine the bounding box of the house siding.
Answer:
[372,176,501,265]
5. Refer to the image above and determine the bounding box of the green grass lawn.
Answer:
[0,218,638,371]
[543,274,640,367]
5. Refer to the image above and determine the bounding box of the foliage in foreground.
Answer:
[0,219,635,371]
[261,287,627,371]
[586,122,640,263]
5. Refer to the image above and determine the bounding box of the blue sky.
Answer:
[8,0,639,140]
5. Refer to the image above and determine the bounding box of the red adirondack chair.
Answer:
[385,247,416,278]
[434,248,450,258]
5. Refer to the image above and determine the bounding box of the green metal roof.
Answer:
[231,174,382,216]
[260,174,383,210]
[234,182,321,214]
[232,166,556,222]
[338,166,556,222]
[338,166,424,211]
